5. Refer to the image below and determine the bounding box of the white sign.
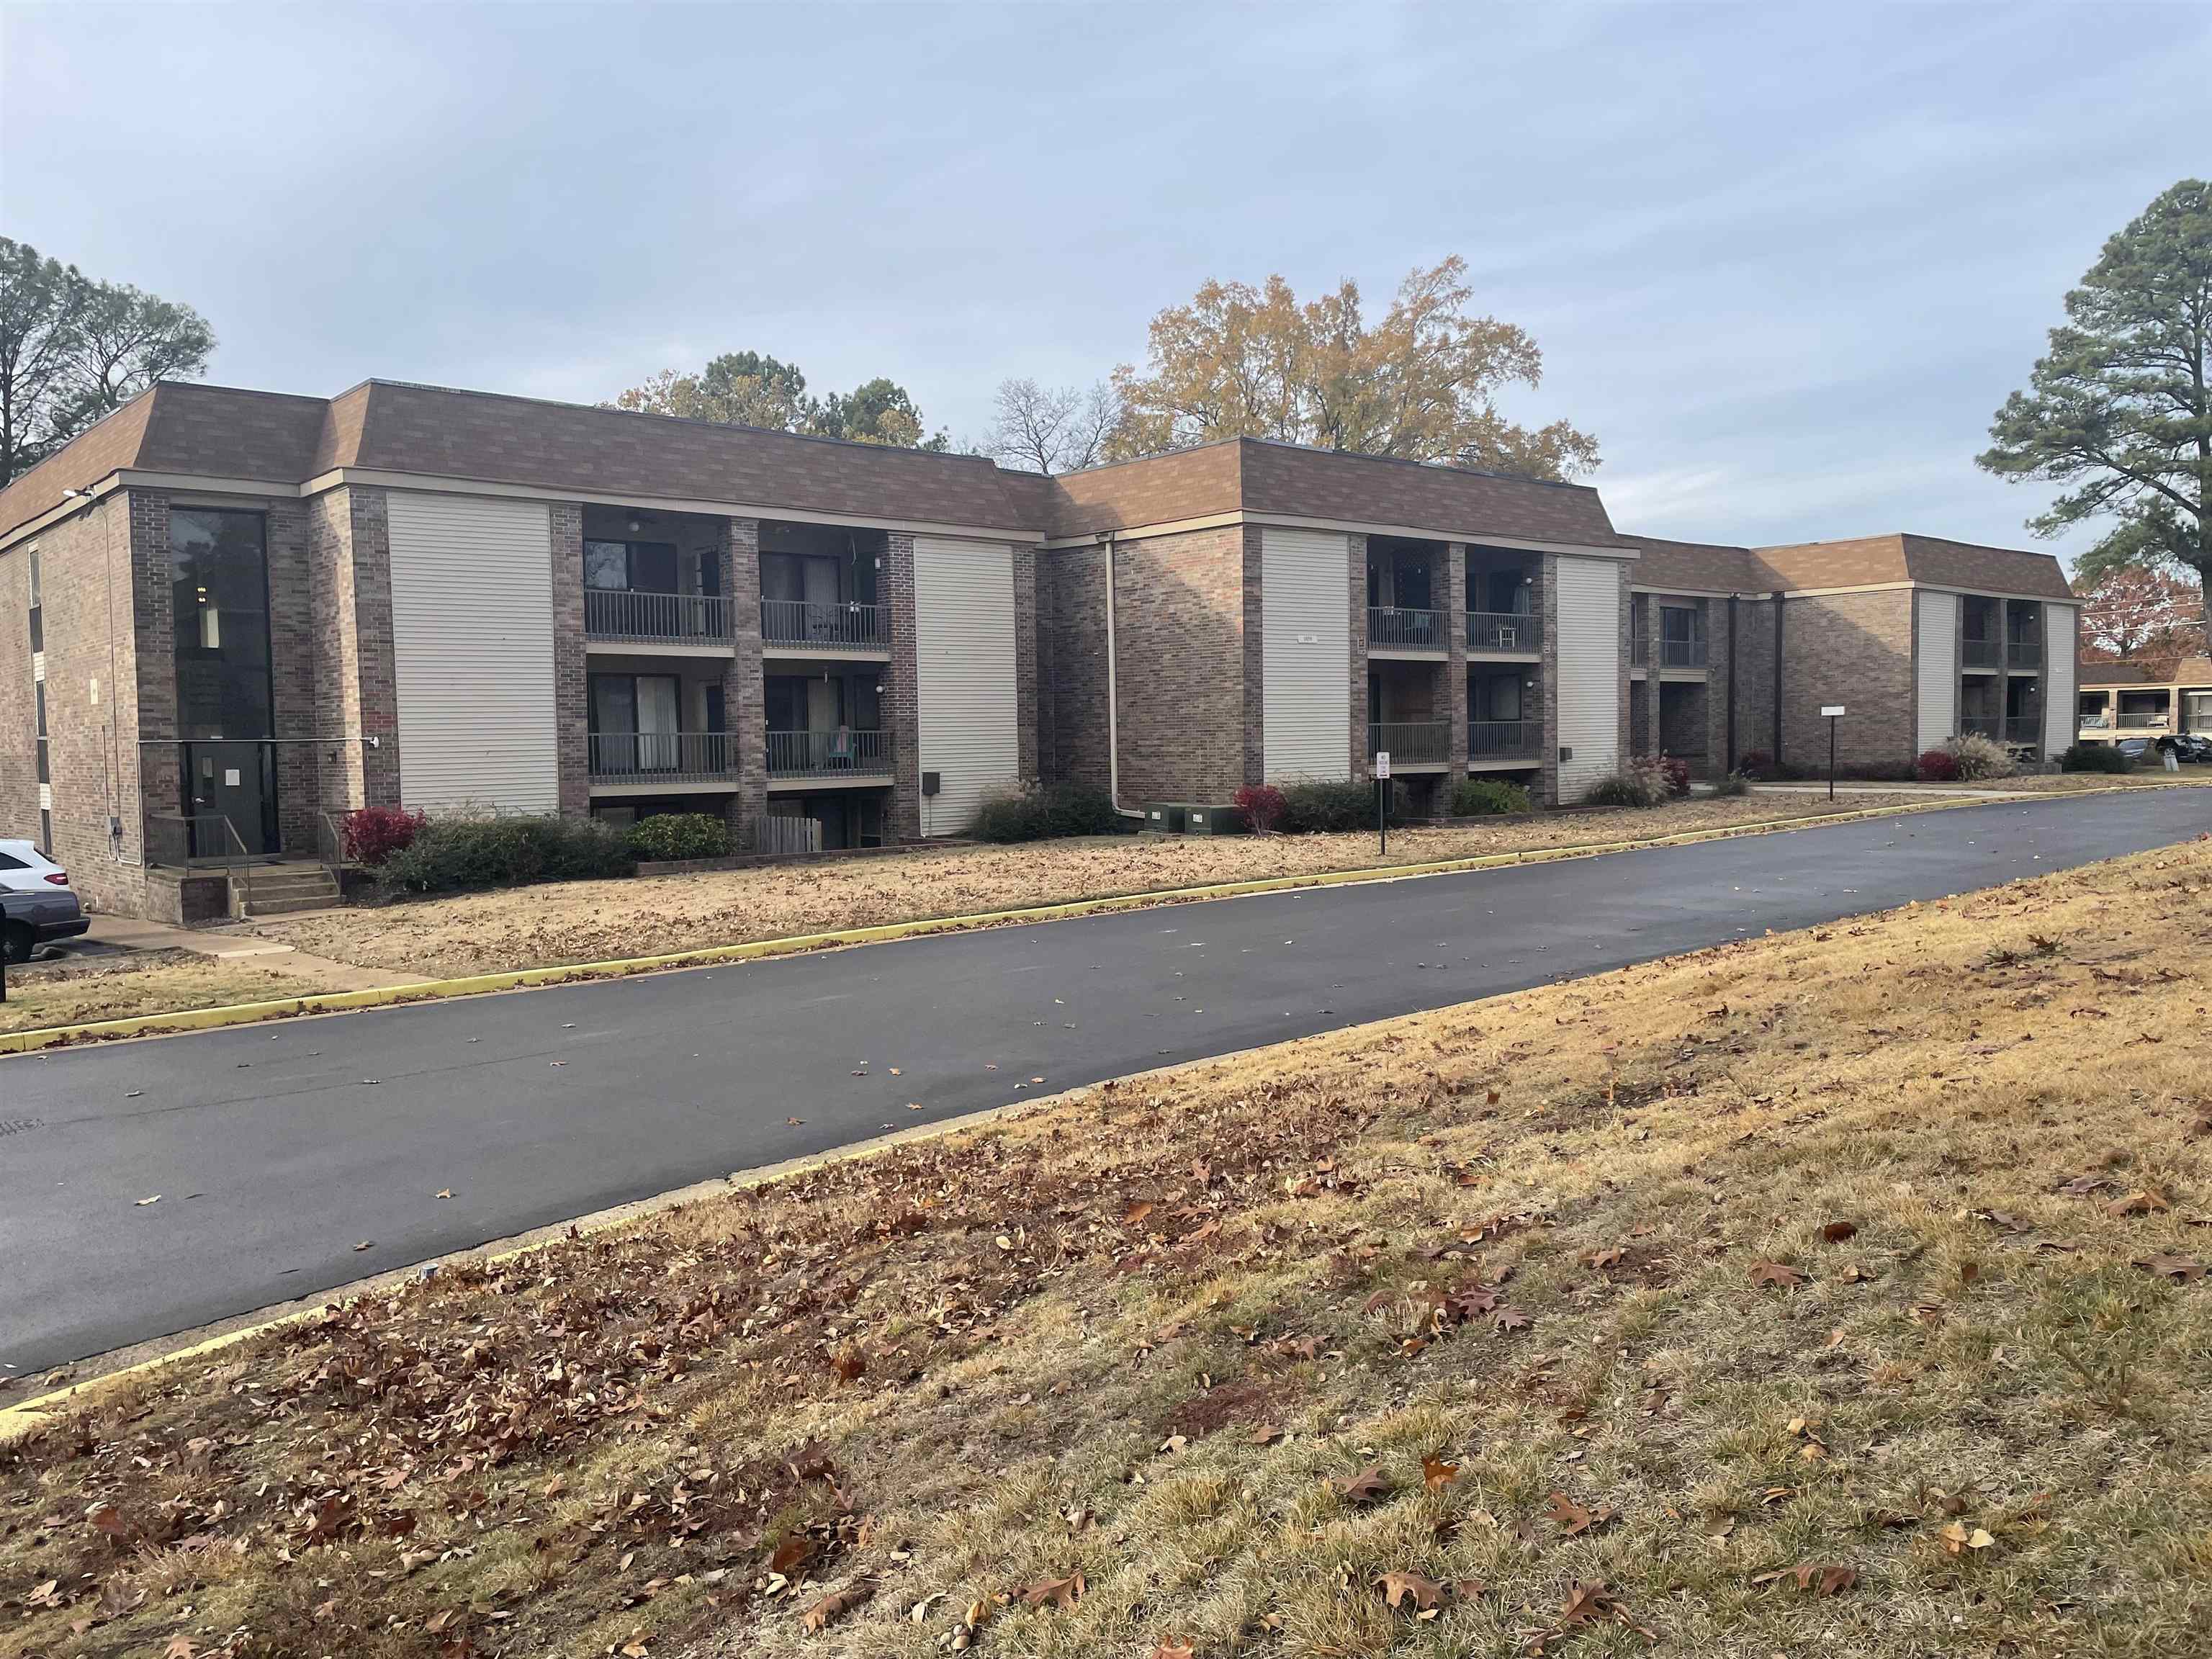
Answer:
[224,768,241,786]
[1820,705,1847,717]
[1374,752,1391,779]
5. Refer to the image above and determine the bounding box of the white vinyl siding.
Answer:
[912,536,1020,836]
[1915,590,1959,750]
[386,491,559,813]
[2043,605,2077,757]
[1554,557,1622,799]
[1261,527,1352,780]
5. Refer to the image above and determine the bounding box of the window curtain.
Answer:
[638,675,680,769]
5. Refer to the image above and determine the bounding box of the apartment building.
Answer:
[2075,655,2212,743]
[0,375,2078,922]
[1624,533,2080,776]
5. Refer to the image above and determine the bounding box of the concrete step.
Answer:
[237,893,338,917]
[245,872,338,894]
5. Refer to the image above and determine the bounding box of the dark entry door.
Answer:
[182,740,279,857]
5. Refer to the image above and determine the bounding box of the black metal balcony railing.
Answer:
[1960,716,2001,739]
[1469,718,1545,760]
[1467,610,1534,653]
[1961,635,2001,670]
[1367,721,1451,765]
[2003,716,2042,747]
[766,728,893,778]
[1367,606,1446,651]
[1658,637,1709,669]
[588,731,735,783]
[584,588,734,644]
[761,598,891,649]
[2007,638,2042,667]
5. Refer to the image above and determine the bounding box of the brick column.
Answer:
[264,498,319,854]
[1241,526,1265,786]
[1013,544,1039,783]
[1347,533,1370,782]
[1703,595,1732,773]
[884,530,922,841]
[1538,552,1560,806]
[127,490,176,882]
[724,517,768,848]
[549,503,590,817]
[1617,565,1634,771]
[1640,593,1663,758]
[1445,542,1468,784]
[350,489,401,809]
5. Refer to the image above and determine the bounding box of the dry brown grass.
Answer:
[0,952,331,1036]
[246,794,1933,979]
[1956,770,2212,793]
[5,837,2210,1659]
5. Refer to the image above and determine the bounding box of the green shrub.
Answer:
[376,813,635,894]
[968,781,1122,842]
[1449,776,1532,816]
[1583,756,1672,809]
[626,813,731,862]
[2061,741,2133,774]
[1941,731,2018,781]
[1277,778,1377,834]
[1710,770,1752,796]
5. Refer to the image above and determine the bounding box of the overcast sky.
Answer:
[3,2,2203,566]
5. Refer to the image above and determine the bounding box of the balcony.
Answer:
[1367,606,1447,653]
[2007,637,2042,668]
[1367,720,1451,766]
[766,728,894,781]
[762,598,891,652]
[584,588,733,647]
[1467,610,1536,654]
[1656,637,1708,670]
[1961,635,2001,670]
[588,731,736,787]
[1469,719,1544,761]
[1961,716,2001,739]
[2003,716,2041,747]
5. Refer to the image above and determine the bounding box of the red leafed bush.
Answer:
[343,804,428,866]
[1659,755,1692,796]
[1735,749,1773,780]
[1233,783,1287,834]
[1915,749,1961,782]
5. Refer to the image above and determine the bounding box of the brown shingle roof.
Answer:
[0,390,159,539]
[1624,534,1767,593]
[1233,439,1629,549]
[1043,441,1246,537]
[1752,534,2074,601]
[2077,655,2212,688]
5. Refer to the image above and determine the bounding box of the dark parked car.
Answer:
[0,838,88,963]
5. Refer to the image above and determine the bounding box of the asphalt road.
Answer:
[4,789,2206,1374]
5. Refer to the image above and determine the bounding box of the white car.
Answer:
[0,839,88,963]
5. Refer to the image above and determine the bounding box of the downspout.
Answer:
[1101,531,1143,819]
[1725,593,1739,773]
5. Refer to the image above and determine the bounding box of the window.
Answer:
[590,672,682,773]
[0,850,24,870]
[170,508,273,742]
[584,540,680,593]
[761,551,841,606]
[1660,605,1702,645]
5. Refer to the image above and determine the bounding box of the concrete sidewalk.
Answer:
[79,914,422,992]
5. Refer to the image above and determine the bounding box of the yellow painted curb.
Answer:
[0,785,2188,1058]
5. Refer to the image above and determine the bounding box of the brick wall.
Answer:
[881,528,921,840]
[1347,533,1370,782]
[303,484,400,816]
[1012,544,1039,782]
[266,498,317,853]
[124,490,174,908]
[1111,524,1248,804]
[0,542,33,837]
[1241,526,1264,787]
[1776,589,1916,771]
[727,516,772,845]
[1445,543,1468,782]
[1538,554,1560,805]
[549,502,590,817]
[1038,545,1110,793]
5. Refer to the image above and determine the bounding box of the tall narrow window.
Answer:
[168,508,278,854]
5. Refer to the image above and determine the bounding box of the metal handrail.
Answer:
[1961,636,2001,669]
[765,728,892,778]
[1467,610,1533,653]
[1658,637,1708,669]
[2003,716,2041,746]
[318,810,355,869]
[143,810,254,912]
[2006,639,2043,667]
[1469,718,1544,760]
[1961,716,2002,739]
[1367,606,1445,651]
[1367,720,1451,764]
[761,598,891,649]
[584,588,734,644]
[587,731,737,781]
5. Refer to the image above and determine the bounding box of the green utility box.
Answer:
[1146,801,1246,836]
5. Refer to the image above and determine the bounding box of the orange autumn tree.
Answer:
[1107,256,1599,480]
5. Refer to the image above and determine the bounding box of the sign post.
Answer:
[1820,706,1846,801]
[1374,750,1391,855]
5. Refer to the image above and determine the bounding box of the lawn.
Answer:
[4,837,2208,1658]
[0,951,332,1036]
[245,793,1937,980]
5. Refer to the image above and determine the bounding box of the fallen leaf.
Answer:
[1557,1580,1617,1627]
[1421,1452,1460,1491]
[1820,1220,1858,1243]
[1546,1491,1615,1536]
[1334,1465,1389,1503]
[2134,1252,2207,1282]
[434,1189,452,1200]
[1747,1260,1805,1287]
[135,1195,161,1207]
[1938,1521,1996,1555]
[1375,1568,1443,1611]
[831,1346,866,1385]
[1020,1572,1084,1609]
[353,1240,374,1251]
[768,1537,814,1575]
[801,1582,874,1631]
[2108,1188,2171,1217]
[1148,1643,1197,1659]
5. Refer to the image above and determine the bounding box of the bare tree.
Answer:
[981,378,1119,474]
